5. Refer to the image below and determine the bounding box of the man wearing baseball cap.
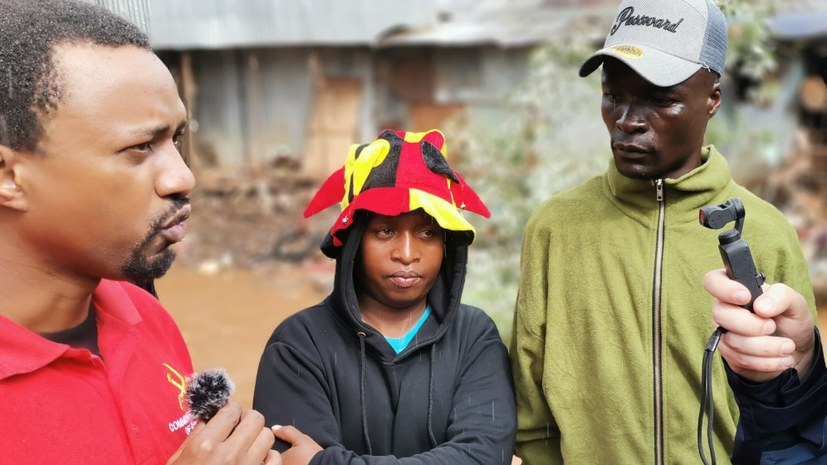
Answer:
[511,0,818,463]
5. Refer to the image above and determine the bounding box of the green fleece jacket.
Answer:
[511,146,817,465]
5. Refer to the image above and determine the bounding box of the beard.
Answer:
[121,197,189,285]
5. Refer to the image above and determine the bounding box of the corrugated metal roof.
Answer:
[770,0,827,40]
[378,1,617,48]
[94,0,151,33]
[385,0,827,47]
[148,0,827,51]
[771,11,827,39]
[149,0,440,50]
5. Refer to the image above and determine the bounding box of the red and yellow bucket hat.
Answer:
[304,129,490,250]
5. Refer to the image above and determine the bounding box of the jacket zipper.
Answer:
[652,179,665,465]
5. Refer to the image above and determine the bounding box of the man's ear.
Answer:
[707,79,722,118]
[0,144,28,211]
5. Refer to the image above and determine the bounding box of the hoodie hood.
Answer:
[329,212,469,358]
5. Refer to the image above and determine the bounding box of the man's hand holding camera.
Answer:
[703,270,817,383]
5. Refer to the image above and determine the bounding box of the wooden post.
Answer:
[180,52,200,169]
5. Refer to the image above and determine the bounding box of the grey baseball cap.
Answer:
[579,0,728,87]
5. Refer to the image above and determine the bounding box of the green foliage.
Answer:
[718,0,779,99]
[450,40,610,342]
[707,0,790,177]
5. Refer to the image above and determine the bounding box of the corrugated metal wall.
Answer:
[189,48,374,167]
[93,0,151,33]
[182,44,532,168]
[188,50,248,166]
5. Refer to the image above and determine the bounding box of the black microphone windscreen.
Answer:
[185,368,235,422]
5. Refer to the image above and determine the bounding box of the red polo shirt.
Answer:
[0,280,195,465]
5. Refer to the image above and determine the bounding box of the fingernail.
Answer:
[271,424,282,430]
[780,341,795,355]
[782,356,795,368]
[735,290,751,303]
[762,321,775,335]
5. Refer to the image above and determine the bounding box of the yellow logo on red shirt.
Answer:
[163,363,187,411]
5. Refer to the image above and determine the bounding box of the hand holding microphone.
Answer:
[186,368,235,422]
[167,368,282,465]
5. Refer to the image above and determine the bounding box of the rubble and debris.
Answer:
[756,141,827,304]
[179,161,335,272]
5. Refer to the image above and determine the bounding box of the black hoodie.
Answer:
[253,219,516,465]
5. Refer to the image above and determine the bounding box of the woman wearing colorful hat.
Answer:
[253,129,516,464]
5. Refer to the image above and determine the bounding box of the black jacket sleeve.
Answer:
[728,329,827,464]
[254,337,340,452]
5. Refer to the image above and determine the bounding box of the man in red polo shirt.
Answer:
[0,1,278,464]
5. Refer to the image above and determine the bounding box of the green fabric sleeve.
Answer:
[510,209,563,465]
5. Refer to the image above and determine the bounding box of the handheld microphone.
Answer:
[186,368,235,422]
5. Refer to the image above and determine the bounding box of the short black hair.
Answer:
[0,0,151,150]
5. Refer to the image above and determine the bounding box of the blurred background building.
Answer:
[93,0,827,331]
[88,0,827,408]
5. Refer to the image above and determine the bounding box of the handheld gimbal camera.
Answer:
[699,198,764,311]
[697,198,766,465]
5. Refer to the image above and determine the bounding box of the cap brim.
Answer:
[579,44,702,87]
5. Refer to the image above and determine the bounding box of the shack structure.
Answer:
[148,0,615,178]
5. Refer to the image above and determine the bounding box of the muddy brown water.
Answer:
[156,262,333,409]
